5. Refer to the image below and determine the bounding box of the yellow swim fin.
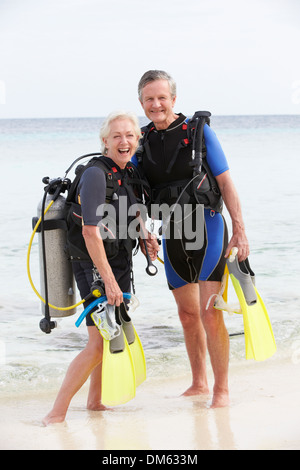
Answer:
[227,254,276,361]
[222,264,229,303]
[120,303,146,387]
[101,306,136,406]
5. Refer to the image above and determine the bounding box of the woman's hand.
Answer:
[103,277,124,306]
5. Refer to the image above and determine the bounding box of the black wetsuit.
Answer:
[133,113,229,290]
[72,158,137,326]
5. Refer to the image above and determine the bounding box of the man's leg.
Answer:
[199,280,230,408]
[172,283,209,396]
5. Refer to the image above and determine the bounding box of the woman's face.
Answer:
[103,118,139,168]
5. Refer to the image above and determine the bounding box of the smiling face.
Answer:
[139,79,178,130]
[102,118,140,168]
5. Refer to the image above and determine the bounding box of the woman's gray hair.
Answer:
[100,110,141,155]
[138,70,177,101]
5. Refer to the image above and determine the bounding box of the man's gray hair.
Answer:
[138,70,177,101]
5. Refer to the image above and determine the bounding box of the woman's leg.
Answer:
[42,326,103,426]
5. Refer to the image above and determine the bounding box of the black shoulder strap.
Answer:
[93,157,121,203]
[135,123,156,165]
[187,111,211,174]
[66,156,120,204]
[186,111,211,144]
[165,112,211,174]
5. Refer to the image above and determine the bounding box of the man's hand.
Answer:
[140,232,160,261]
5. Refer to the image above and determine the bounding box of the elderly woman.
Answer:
[43,111,157,425]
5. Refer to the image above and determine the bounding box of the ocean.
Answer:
[1,114,300,410]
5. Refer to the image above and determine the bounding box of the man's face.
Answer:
[140,79,177,130]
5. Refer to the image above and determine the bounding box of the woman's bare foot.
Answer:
[42,412,66,427]
[87,403,109,412]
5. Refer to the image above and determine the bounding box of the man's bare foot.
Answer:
[181,384,210,397]
[210,392,230,408]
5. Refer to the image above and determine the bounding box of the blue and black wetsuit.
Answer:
[133,113,229,290]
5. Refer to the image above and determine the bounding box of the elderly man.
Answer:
[136,70,249,407]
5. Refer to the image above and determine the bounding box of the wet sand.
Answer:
[1,355,300,450]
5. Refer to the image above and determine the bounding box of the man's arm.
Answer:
[216,170,250,261]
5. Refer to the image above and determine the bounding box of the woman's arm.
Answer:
[82,225,123,306]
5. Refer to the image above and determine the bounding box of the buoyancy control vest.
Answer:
[30,153,151,333]
[135,111,223,215]
[64,155,150,262]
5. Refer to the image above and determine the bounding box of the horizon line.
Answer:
[1,112,300,121]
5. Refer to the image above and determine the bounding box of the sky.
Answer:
[0,0,300,119]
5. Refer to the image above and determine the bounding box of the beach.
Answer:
[1,115,300,451]
[1,351,300,450]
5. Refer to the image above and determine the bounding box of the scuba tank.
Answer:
[29,175,80,334]
[28,155,108,334]
[36,192,76,319]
